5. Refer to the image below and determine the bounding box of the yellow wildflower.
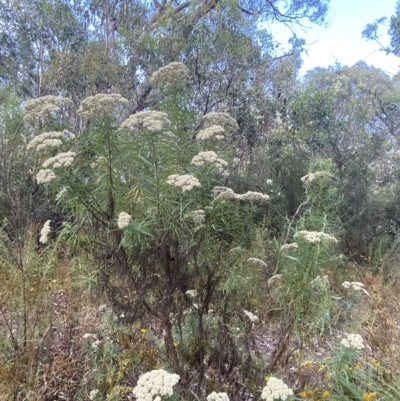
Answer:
[363,392,377,401]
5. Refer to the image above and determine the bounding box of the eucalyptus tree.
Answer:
[1,0,330,105]
[0,0,87,97]
[363,0,400,58]
[288,62,400,258]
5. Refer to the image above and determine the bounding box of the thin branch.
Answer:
[284,200,309,243]
[237,4,259,16]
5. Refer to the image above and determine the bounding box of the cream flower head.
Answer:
[121,110,170,132]
[77,93,128,120]
[27,132,64,152]
[117,212,131,229]
[294,230,337,244]
[261,377,293,401]
[39,220,51,244]
[24,96,72,126]
[191,151,228,172]
[132,369,180,401]
[340,333,365,350]
[36,169,56,184]
[150,62,190,85]
[167,174,201,192]
[202,112,239,133]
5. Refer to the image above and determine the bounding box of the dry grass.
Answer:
[2,249,400,400]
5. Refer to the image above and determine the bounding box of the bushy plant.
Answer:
[16,63,273,398]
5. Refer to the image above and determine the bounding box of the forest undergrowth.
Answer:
[1,230,400,401]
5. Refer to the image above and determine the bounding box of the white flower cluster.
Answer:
[311,275,330,291]
[207,392,230,401]
[341,281,369,296]
[202,112,239,133]
[238,191,270,202]
[212,187,269,203]
[42,151,76,168]
[88,389,99,400]
[39,220,51,244]
[268,274,282,287]
[150,62,190,85]
[27,131,64,151]
[24,96,72,125]
[261,377,293,401]
[191,151,228,172]
[186,290,198,298]
[280,242,298,252]
[243,310,259,323]
[212,187,237,200]
[301,171,326,185]
[196,125,226,141]
[121,110,170,132]
[118,212,131,229]
[340,333,365,350]
[83,333,97,340]
[185,209,205,225]
[77,93,128,120]
[132,369,180,401]
[36,169,56,184]
[167,174,201,192]
[247,258,268,268]
[294,230,338,244]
